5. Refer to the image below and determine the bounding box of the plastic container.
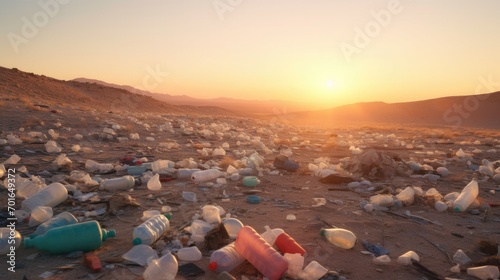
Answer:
[0,228,22,255]
[21,182,68,211]
[28,206,53,227]
[467,265,499,280]
[246,195,261,204]
[222,218,244,239]
[143,251,178,280]
[177,246,202,261]
[122,244,158,266]
[151,160,174,173]
[395,187,415,205]
[176,169,201,180]
[320,228,357,249]
[284,253,304,278]
[242,176,260,187]
[191,169,223,183]
[100,175,136,191]
[189,219,214,243]
[275,232,306,256]
[453,179,479,212]
[127,165,148,176]
[298,261,328,280]
[260,226,285,246]
[147,174,161,190]
[234,226,288,280]
[133,214,171,245]
[203,205,221,224]
[23,220,115,254]
[397,250,419,265]
[209,242,246,272]
[369,194,394,207]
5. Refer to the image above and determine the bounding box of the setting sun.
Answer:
[326,80,335,89]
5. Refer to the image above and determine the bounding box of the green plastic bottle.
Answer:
[24,220,115,254]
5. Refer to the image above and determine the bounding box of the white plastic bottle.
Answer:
[320,228,357,249]
[209,242,246,272]
[191,169,223,183]
[133,214,171,245]
[0,228,22,255]
[176,169,200,180]
[453,179,479,212]
[28,206,53,227]
[30,212,79,238]
[143,251,178,280]
[100,175,135,191]
[21,182,68,211]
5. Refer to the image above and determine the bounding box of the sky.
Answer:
[1,0,500,110]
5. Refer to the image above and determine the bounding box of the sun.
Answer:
[326,79,335,89]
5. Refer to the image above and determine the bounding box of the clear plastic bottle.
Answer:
[23,220,115,254]
[28,206,53,227]
[0,228,22,255]
[30,212,79,238]
[209,242,246,273]
[177,246,202,261]
[100,175,136,191]
[191,169,223,183]
[133,214,171,245]
[143,251,178,280]
[234,226,288,280]
[320,228,357,249]
[453,179,479,212]
[176,169,200,180]
[21,182,68,211]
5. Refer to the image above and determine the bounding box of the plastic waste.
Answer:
[436,167,449,177]
[284,253,304,278]
[242,176,260,187]
[21,182,68,211]
[28,206,53,227]
[234,226,288,280]
[85,159,114,173]
[176,168,201,180]
[320,228,357,249]
[274,232,306,256]
[361,240,390,257]
[31,212,78,238]
[189,219,214,243]
[373,255,391,265]
[369,194,394,207]
[453,249,471,265]
[177,246,202,261]
[191,169,223,183]
[396,187,415,205]
[435,201,448,212]
[53,154,72,166]
[0,228,22,255]
[453,179,479,212]
[298,261,328,280]
[147,174,161,190]
[3,154,21,165]
[260,226,284,246]
[141,210,161,221]
[151,160,174,173]
[209,242,246,272]
[217,271,237,280]
[128,165,147,176]
[222,218,244,239]
[100,175,136,191]
[45,140,62,153]
[203,205,221,224]
[312,198,326,207]
[467,265,499,280]
[182,191,197,202]
[24,220,115,254]
[133,214,171,245]
[286,214,297,221]
[143,251,178,280]
[397,250,419,265]
[246,195,261,204]
[122,244,158,266]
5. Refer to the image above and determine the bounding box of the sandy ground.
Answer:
[1,100,499,280]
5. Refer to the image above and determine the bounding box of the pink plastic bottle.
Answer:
[234,226,288,280]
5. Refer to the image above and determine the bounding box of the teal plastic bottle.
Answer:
[24,220,115,254]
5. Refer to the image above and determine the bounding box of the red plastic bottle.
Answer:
[234,226,288,280]
[274,232,306,256]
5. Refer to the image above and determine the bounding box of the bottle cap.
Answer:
[208,262,217,271]
[320,228,326,237]
[133,237,142,245]
[102,229,116,241]
[164,213,172,220]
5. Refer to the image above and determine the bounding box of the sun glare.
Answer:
[326,79,335,89]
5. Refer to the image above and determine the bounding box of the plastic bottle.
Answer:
[143,251,178,280]
[274,232,306,256]
[453,179,479,212]
[0,228,22,255]
[133,214,171,245]
[31,212,79,238]
[298,261,328,280]
[203,205,221,224]
[100,175,136,191]
[209,242,246,273]
[28,206,53,227]
[467,265,499,280]
[177,246,202,261]
[176,169,200,180]
[191,169,223,183]
[234,226,288,280]
[222,218,244,239]
[320,228,357,249]
[242,176,260,187]
[21,182,68,211]
[24,220,115,254]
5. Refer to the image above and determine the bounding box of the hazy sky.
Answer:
[2,0,500,109]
